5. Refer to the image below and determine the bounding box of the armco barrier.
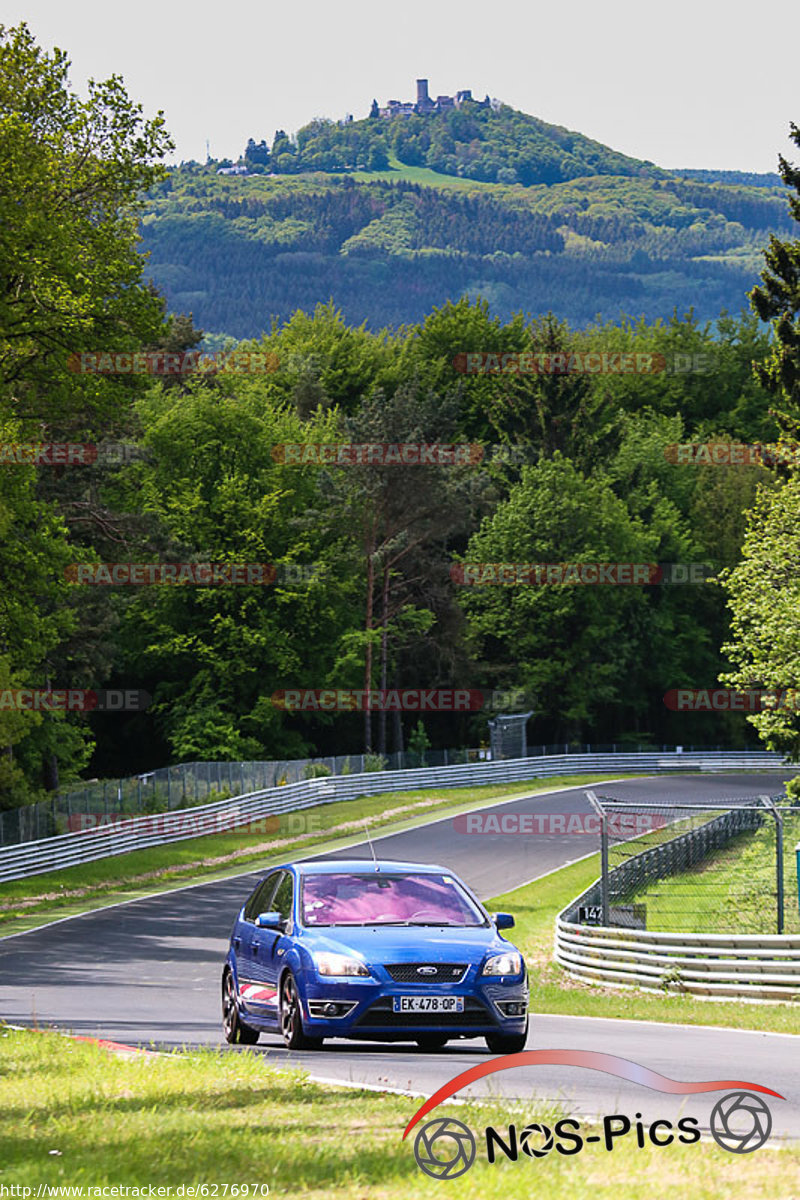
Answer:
[554,920,800,1001]
[0,750,789,883]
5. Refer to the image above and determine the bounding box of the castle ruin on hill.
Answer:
[376,79,499,119]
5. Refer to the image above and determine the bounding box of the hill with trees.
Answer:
[139,103,792,337]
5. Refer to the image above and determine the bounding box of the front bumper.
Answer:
[299,968,529,1040]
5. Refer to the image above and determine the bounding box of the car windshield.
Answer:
[300,872,486,927]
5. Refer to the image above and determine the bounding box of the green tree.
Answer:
[318,379,485,752]
[407,719,431,766]
[456,455,694,743]
[0,416,89,804]
[367,142,389,171]
[0,23,173,798]
[719,478,800,761]
[749,123,800,439]
[0,23,172,424]
[118,379,358,762]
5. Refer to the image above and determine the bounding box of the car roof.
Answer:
[288,858,452,876]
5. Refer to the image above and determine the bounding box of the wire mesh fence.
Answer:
[580,794,800,936]
[0,748,484,846]
[1,741,747,848]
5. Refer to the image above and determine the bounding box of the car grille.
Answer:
[354,997,496,1029]
[384,963,468,984]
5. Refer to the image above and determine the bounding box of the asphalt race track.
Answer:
[2,772,799,1143]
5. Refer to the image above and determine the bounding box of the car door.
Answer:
[257,870,295,1015]
[236,873,281,1017]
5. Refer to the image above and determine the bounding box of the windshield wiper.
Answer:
[307,919,472,927]
[380,919,463,926]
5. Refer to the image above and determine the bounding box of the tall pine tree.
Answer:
[749,123,800,443]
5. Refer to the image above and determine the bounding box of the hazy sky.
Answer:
[7,0,799,173]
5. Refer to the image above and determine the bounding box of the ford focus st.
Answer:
[222,858,529,1052]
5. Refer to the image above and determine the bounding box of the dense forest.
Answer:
[141,166,792,337]
[3,23,800,808]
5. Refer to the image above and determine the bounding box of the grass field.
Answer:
[0,774,640,936]
[0,1029,796,1197]
[350,153,501,190]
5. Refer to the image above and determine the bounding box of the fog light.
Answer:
[498,1000,527,1016]
[308,999,357,1019]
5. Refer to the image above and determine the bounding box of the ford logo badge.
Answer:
[417,966,437,976]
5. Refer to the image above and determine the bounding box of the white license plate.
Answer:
[392,995,465,1013]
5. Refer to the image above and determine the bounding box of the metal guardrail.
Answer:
[554,920,800,1001]
[0,749,789,883]
[0,748,480,846]
[3,741,762,847]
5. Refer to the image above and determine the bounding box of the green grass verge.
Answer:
[623,810,800,935]
[0,775,642,937]
[487,857,800,1034]
[0,1029,796,1196]
[350,153,500,190]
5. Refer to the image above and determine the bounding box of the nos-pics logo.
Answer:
[404,1050,782,1179]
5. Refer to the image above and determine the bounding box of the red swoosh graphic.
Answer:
[402,1050,784,1139]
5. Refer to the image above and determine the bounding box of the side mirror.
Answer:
[256,911,285,930]
[493,912,515,931]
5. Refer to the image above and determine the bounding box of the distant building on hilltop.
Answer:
[377,79,496,119]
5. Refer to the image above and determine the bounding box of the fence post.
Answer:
[760,795,784,935]
[585,790,609,925]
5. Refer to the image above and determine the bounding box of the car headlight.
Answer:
[482,951,522,976]
[315,952,370,977]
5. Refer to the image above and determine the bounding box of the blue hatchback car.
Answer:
[222,858,529,1052]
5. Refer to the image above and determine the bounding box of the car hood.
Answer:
[300,924,514,964]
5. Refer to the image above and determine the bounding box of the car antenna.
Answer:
[363,820,380,872]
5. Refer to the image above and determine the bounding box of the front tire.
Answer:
[279,971,323,1050]
[222,969,259,1045]
[485,1020,528,1055]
